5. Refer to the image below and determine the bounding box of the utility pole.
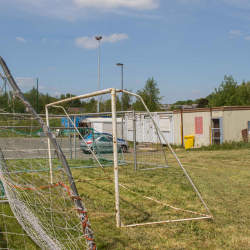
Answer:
[95,36,102,113]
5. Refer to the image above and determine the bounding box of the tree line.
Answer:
[169,75,250,110]
[0,77,160,114]
[0,75,249,114]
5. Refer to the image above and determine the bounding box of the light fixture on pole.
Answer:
[95,36,102,113]
[116,63,124,139]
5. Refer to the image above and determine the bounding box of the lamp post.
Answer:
[116,63,123,139]
[37,78,38,114]
[95,36,102,113]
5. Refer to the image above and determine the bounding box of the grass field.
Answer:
[0,149,250,249]
[73,149,250,249]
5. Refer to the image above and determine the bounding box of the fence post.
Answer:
[133,110,137,171]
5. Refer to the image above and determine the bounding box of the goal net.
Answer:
[124,111,170,170]
[0,57,96,250]
[45,88,213,229]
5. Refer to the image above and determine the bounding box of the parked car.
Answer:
[80,133,129,154]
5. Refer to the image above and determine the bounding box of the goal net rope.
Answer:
[0,57,96,250]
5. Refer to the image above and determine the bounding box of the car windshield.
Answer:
[83,133,92,139]
[83,133,102,139]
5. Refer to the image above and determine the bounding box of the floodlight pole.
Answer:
[95,36,102,113]
[37,78,38,114]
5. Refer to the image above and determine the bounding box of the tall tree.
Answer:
[197,98,209,108]
[122,88,133,111]
[208,75,239,107]
[132,77,162,112]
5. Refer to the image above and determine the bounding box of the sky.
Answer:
[0,0,250,104]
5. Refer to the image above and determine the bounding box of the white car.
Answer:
[80,133,129,154]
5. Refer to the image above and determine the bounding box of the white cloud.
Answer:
[72,0,159,10]
[110,9,161,19]
[42,38,47,43]
[67,16,76,21]
[16,37,26,42]
[135,79,141,83]
[39,86,45,90]
[15,77,35,87]
[2,0,160,21]
[245,36,250,41]
[75,33,129,49]
[55,40,60,44]
[51,86,58,90]
[50,67,56,71]
[191,89,202,94]
[103,33,129,43]
[230,30,241,35]
[53,92,61,96]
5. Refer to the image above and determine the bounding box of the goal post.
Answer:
[45,88,212,229]
[46,87,122,227]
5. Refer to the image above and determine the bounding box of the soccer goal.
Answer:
[45,87,213,229]
[0,57,96,250]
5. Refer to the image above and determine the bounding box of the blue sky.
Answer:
[0,0,250,104]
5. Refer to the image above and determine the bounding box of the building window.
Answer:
[159,116,170,132]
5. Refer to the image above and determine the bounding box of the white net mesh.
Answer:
[125,112,169,170]
[0,63,96,250]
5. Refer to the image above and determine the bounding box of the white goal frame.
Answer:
[46,88,213,229]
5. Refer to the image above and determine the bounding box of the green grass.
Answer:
[1,149,250,249]
[74,149,250,249]
[189,140,250,151]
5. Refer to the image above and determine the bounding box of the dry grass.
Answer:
[72,149,250,249]
[0,149,249,249]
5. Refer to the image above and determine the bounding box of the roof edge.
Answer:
[173,106,250,114]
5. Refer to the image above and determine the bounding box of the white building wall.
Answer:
[223,110,250,142]
[92,122,103,133]
[173,113,182,145]
[182,111,211,147]
[173,108,250,146]
[125,112,174,144]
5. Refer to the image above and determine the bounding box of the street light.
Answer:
[95,36,102,113]
[116,63,124,139]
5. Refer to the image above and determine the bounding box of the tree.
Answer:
[237,80,250,106]
[132,77,162,112]
[208,75,239,107]
[122,88,133,111]
[197,98,209,108]
[85,98,96,113]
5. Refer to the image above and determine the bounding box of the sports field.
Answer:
[0,148,249,249]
